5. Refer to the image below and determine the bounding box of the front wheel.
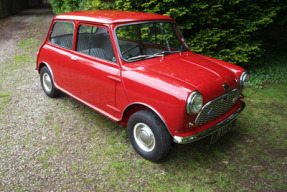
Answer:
[127,110,172,162]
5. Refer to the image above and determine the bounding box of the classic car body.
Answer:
[36,10,248,161]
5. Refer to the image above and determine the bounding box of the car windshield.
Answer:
[115,22,189,62]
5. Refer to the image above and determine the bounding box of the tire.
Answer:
[127,110,172,162]
[40,66,60,98]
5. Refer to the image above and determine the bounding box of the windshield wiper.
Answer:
[127,49,189,61]
[160,48,189,56]
[160,51,180,55]
[127,54,163,61]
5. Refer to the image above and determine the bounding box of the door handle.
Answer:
[71,55,77,60]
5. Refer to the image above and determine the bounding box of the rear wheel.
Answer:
[127,110,172,162]
[40,66,60,98]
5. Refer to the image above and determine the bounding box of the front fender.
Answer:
[121,67,191,136]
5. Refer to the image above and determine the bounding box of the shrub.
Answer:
[50,0,114,14]
[115,0,286,68]
[50,0,286,69]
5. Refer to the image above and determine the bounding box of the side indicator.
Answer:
[222,83,229,91]
[175,122,196,133]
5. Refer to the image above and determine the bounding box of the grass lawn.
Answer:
[80,83,286,192]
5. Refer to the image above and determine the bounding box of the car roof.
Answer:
[55,10,174,24]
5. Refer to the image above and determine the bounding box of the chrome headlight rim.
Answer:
[240,71,249,89]
[186,91,203,115]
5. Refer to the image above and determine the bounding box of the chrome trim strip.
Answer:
[56,86,121,122]
[240,71,248,89]
[186,90,202,115]
[39,61,54,79]
[173,101,245,144]
[122,102,172,136]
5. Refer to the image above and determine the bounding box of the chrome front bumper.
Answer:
[173,101,245,144]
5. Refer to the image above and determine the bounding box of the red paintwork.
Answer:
[55,10,174,24]
[36,11,245,139]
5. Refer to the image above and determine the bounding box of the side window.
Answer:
[49,21,74,50]
[76,25,116,63]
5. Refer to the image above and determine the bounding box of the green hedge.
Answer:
[50,0,286,68]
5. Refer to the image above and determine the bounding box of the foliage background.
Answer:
[50,0,287,87]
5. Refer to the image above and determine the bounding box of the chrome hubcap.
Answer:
[134,123,155,152]
[42,73,52,92]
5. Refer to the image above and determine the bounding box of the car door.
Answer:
[65,24,121,117]
[47,21,76,90]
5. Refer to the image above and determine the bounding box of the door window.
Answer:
[76,25,116,63]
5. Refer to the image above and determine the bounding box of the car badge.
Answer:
[222,83,229,91]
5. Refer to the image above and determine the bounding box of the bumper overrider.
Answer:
[173,101,245,144]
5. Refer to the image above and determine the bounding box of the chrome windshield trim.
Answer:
[173,101,245,144]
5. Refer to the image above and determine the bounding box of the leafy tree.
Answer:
[50,0,84,14]
[115,0,285,67]
[50,0,114,14]
[50,0,286,68]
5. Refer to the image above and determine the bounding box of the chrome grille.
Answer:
[195,89,240,126]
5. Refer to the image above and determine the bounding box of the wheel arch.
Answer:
[121,102,172,137]
[38,62,52,75]
[38,62,55,81]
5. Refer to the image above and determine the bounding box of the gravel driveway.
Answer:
[0,7,127,191]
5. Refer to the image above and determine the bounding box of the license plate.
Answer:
[210,120,234,144]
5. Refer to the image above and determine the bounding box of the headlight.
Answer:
[240,71,249,89]
[186,91,203,115]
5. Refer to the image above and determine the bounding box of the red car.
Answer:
[36,10,249,161]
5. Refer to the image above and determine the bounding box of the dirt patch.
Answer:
[0,21,28,41]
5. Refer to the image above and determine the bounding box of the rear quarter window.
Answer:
[49,21,74,50]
